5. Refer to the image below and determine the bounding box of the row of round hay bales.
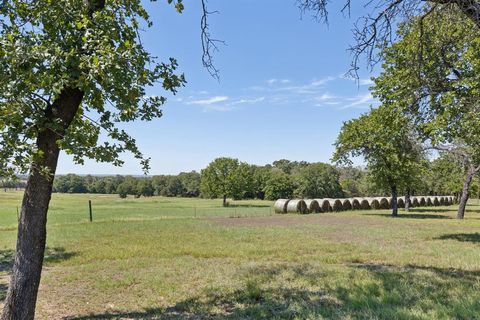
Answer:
[274,196,455,214]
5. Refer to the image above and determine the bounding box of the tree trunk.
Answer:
[457,168,476,220]
[391,185,398,217]
[2,88,83,320]
[404,189,411,212]
[223,195,227,207]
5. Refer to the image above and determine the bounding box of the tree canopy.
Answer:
[333,105,425,216]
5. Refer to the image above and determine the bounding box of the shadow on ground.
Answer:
[435,233,480,244]
[67,262,480,319]
[364,213,451,219]
[0,247,76,303]
[226,204,271,208]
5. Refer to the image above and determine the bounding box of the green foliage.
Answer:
[428,153,465,196]
[200,157,240,201]
[53,174,88,193]
[272,159,309,174]
[373,9,480,165]
[0,0,186,177]
[293,163,344,198]
[333,105,425,195]
[263,170,295,200]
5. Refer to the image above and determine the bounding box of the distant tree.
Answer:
[333,105,425,217]
[231,163,256,200]
[294,163,344,199]
[163,176,184,197]
[178,171,201,197]
[93,178,107,194]
[429,153,464,198]
[264,170,295,200]
[136,179,154,197]
[53,174,87,193]
[272,159,309,174]
[251,166,272,200]
[201,157,240,206]
[117,183,128,199]
[116,176,138,198]
[151,175,169,196]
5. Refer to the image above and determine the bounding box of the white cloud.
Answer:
[341,93,375,109]
[310,76,336,87]
[359,78,374,86]
[230,97,266,105]
[315,93,336,102]
[187,96,229,105]
[267,78,291,85]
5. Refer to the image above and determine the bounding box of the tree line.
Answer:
[4,156,471,205]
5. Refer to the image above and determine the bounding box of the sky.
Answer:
[58,0,380,175]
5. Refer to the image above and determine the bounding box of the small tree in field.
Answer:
[200,157,240,206]
[0,1,185,318]
[333,105,425,217]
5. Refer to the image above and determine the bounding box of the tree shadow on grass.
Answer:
[364,213,451,219]
[0,247,77,303]
[226,204,272,208]
[435,233,480,244]
[67,263,480,319]
[409,206,480,215]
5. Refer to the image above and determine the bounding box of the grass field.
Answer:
[1,191,480,319]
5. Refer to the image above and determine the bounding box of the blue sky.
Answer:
[58,0,379,175]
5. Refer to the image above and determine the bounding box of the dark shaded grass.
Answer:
[67,263,480,320]
[436,233,480,244]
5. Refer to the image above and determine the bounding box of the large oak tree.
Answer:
[0,1,185,318]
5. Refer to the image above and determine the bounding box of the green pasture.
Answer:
[1,191,480,319]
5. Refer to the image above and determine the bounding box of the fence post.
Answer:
[89,200,93,222]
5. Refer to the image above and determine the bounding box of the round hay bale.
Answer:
[359,199,371,210]
[274,199,290,214]
[411,197,420,207]
[419,197,426,207]
[350,198,361,210]
[426,197,433,206]
[304,199,320,213]
[367,198,380,210]
[439,196,446,205]
[376,197,390,209]
[341,199,352,211]
[449,196,454,205]
[397,197,405,208]
[433,196,440,206]
[328,199,343,212]
[318,199,331,212]
[286,199,308,214]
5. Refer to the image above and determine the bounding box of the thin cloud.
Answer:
[267,78,290,85]
[341,93,376,109]
[187,96,229,105]
[359,78,374,86]
[230,97,266,105]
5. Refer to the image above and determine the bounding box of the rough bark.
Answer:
[391,185,398,217]
[2,0,105,317]
[223,194,227,207]
[457,166,477,219]
[405,189,411,212]
[1,88,84,320]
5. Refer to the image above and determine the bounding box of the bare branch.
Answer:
[201,0,225,80]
